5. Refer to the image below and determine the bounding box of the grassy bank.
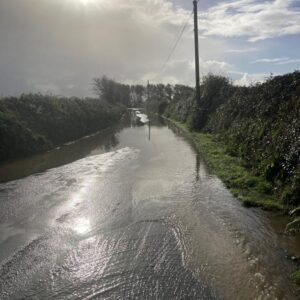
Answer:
[160,72,300,209]
[0,94,124,162]
[166,118,284,211]
[292,269,300,284]
[164,117,300,285]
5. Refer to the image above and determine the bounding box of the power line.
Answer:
[150,9,193,82]
[161,10,193,73]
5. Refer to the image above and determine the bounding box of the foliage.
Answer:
[0,94,124,161]
[291,269,300,284]
[159,71,300,207]
[204,71,300,206]
[162,84,195,123]
[166,119,283,211]
[192,75,234,130]
[93,76,131,107]
[144,84,174,114]
[130,84,146,107]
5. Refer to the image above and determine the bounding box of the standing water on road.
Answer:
[0,112,300,299]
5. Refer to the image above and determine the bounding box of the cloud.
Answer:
[0,0,193,96]
[201,60,232,76]
[0,0,232,96]
[251,57,300,64]
[199,0,300,42]
[251,57,290,63]
[233,72,270,86]
[138,58,231,85]
[227,48,258,53]
[275,59,300,65]
[2,0,296,97]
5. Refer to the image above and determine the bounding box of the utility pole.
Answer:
[193,0,200,106]
[147,80,150,102]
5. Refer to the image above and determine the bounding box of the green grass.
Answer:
[291,269,300,284]
[165,118,284,211]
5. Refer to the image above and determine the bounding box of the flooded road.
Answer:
[0,113,300,299]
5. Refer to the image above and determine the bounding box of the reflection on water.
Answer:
[196,153,200,182]
[0,112,158,183]
[0,120,124,183]
[74,217,91,235]
[0,112,300,299]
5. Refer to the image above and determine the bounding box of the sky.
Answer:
[0,0,299,97]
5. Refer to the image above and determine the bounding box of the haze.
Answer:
[0,0,300,97]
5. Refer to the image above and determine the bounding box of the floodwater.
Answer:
[0,112,300,299]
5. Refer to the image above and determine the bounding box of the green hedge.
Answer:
[0,94,124,161]
[162,71,300,206]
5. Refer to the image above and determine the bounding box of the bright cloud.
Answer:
[201,60,232,75]
[0,0,232,96]
[0,0,299,97]
[276,59,300,65]
[233,72,270,86]
[139,58,231,85]
[200,0,300,42]
[252,57,300,64]
[227,48,258,53]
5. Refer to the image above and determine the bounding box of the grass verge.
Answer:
[165,117,284,212]
[291,269,300,284]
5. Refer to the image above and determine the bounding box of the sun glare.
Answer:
[74,217,91,235]
[79,0,93,5]
[71,0,97,6]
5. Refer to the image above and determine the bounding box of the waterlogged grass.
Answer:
[167,118,284,211]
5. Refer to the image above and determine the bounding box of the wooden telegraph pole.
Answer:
[147,80,150,102]
[193,0,200,106]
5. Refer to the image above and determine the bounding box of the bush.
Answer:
[162,71,300,206]
[0,94,124,161]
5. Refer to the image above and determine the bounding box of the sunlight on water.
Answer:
[1,118,299,299]
[73,217,91,235]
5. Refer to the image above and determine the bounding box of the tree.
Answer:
[93,76,130,107]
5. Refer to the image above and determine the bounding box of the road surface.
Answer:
[0,113,299,299]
